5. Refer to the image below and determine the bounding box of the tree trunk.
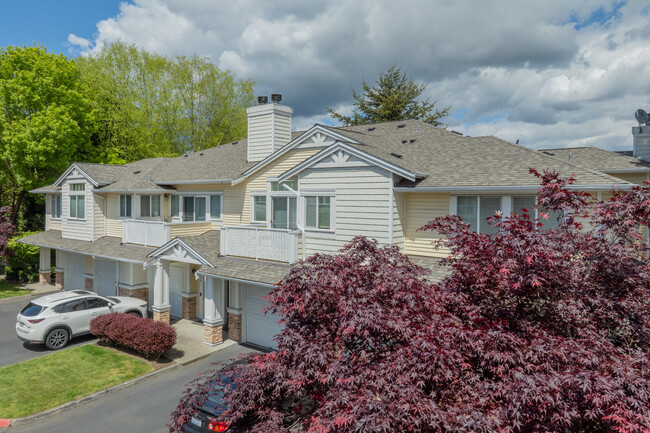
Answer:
[11,190,26,227]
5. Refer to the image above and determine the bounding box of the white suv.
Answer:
[16,290,148,350]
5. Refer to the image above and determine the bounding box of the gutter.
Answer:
[154,179,232,185]
[17,241,146,265]
[195,271,277,289]
[393,184,635,193]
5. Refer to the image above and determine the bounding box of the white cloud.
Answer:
[67,33,91,49]
[74,0,650,151]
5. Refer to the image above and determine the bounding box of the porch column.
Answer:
[55,250,65,290]
[38,247,51,284]
[203,277,224,346]
[227,282,243,342]
[152,260,171,323]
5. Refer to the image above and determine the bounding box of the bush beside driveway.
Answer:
[0,345,154,419]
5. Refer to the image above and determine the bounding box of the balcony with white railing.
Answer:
[220,225,300,263]
[122,219,170,247]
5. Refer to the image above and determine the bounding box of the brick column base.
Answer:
[55,271,64,290]
[39,272,51,284]
[182,296,197,319]
[204,323,223,346]
[118,286,149,304]
[153,310,170,324]
[227,312,242,342]
[85,277,94,291]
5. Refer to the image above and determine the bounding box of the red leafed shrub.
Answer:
[169,170,650,433]
[91,313,176,360]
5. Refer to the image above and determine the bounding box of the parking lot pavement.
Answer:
[0,295,95,368]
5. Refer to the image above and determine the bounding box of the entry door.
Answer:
[169,265,183,318]
[271,197,297,229]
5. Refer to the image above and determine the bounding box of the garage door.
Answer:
[66,253,85,291]
[169,265,183,318]
[245,284,282,349]
[95,259,117,297]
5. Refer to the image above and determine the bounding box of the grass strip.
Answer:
[0,345,154,418]
[0,280,30,299]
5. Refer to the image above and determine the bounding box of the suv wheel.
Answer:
[45,328,69,350]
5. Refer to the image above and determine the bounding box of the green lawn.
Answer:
[0,345,155,418]
[0,280,30,299]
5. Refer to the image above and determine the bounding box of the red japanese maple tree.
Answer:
[0,206,15,260]
[169,170,650,433]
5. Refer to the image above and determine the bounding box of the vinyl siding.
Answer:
[93,194,105,240]
[393,188,405,249]
[61,177,94,241]
[607,172,648,185]
[300,166,392,255]
[45,193,62,231]
[403,192,451,258]
[248,115,273,162]
[105,194,122,238]
[169,223,214,238]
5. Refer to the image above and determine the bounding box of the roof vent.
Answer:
[367,127,376,131]
[409,139,416,143]
[451,130,462,135]
[271,94,282,103]
[542,151,555,156]
[232,141,238,145]
[199,152,204,156]
[391,152,403,159]
[401,139,407,144]
[257,96,268,104]
[133,170,141,174]
[397,123,406,128]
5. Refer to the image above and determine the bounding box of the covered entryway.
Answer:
[244,284,282,349]
[65,253,85,291]
[169,264,184,318]
[95,259,117,297]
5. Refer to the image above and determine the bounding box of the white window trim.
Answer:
[118,194,134,219]
[68,183,86,220]
[178,194,210,223]
[301,190,336,233]
[51,194,62,220]
[250,191,267,223]
[266,177,299,229]
[209,193,224,221]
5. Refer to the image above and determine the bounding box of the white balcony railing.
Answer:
[122,220,170,247]
[220,225,300,263]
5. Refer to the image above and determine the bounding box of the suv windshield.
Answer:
[106,297,121,304]
[20,302,46,317]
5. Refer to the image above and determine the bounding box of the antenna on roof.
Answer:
[569,152,573,164]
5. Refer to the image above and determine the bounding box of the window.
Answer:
[140,195,161,218]
[270,180,298,192]
[119,195,132,218]
[305,196,331,230]
[456,196,500,235]
[210,195,222,220]
[271,196,297,229]
[182,196,206,222]
[69,183,85,219]
[53,299,87,313]
[252,196,266,222]
[457,196,478,232]
[86,297,110,309]
[512,196,562,230]
[171,195,179,217]
[512,196,536,216]
[51,195,61,219]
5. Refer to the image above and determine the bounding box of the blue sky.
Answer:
[0,0,122,55]
[1,0,649,151]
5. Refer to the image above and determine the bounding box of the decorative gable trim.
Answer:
[233,125,361,185]
[278,142,418,182]
[146,238,214,267]
[53,163,100,188]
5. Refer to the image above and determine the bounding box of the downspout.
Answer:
[280,181,307,260]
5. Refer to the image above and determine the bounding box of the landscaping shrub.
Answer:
[5,232,39,282]
[91,313,176,360]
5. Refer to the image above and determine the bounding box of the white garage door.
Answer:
[95,259,117,297]
[245,284,282,349]
[66,253,85,291]
[169,265,183,318]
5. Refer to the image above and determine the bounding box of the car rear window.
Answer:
[20,302,46,317]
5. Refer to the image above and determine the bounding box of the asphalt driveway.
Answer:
[0,295,96,368]
[3,342,261,433]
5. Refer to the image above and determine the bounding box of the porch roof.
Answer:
[197,256,291,287]
[17,230,155,264]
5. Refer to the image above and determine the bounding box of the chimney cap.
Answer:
[271,94,282,103]
[257,96,268,104]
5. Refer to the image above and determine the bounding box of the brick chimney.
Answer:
[246,97,293,162]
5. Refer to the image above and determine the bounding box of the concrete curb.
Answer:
[8,362,181,427]
[0,289,62,304]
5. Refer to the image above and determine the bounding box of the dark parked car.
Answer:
[183,375,237,433]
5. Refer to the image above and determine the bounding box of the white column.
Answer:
[39,247,51,273]
[152,260,170,312]
[203,277,224,326]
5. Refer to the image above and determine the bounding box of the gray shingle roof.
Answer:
[539,147,650,172]
[74,162,133,185]
[17,230,154,263]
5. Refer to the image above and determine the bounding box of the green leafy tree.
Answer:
[0,45,97,225]
[77,42,255,163]
[328,65,450,127]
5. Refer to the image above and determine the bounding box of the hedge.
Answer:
[5,232,40,282]
[90,313,176,360]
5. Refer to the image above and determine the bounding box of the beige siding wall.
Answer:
[393,188,405,249]
[300,166,392,256]
[169,222,214,237]
[105,194,122,238]
[403,192,451,258]
[61,177,94,241]
[607,172,648,185]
